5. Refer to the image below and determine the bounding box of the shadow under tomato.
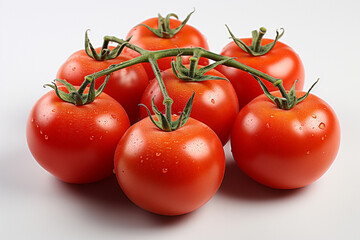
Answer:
[218,160,308,201]
[57,174,192,230]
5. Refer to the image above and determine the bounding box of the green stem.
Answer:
[102,36,280,84]
[148,57,173,124]
[189,57,197,78]
[254,27,266,52]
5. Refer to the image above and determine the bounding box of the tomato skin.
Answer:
[139,66,239,145]
[26,89,130,184]
[217,38,305,110]
[56,47,148,124]
[114,116,225,216]
[231,91,340,189]
[124,17,209,79]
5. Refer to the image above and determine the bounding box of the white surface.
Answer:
[1,0,359,239]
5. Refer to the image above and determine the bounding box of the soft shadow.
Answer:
[57,174,192,229]
[219,161,308,201]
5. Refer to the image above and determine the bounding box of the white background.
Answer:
[1,0,359,239]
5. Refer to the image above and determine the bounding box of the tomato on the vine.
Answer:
[114,116,225,216]
[139,64,239,145]
[124,11,209,79]
[217,27,305,110]
[26,84,130,184]
[231,90,340,189]
[56,46,148,123]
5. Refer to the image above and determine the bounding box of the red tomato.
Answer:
[114,116,225,216]
[231,91,340,189]
[139,66,239,145]
[124,16,209,79]
[26,88,130,183]
[217,38,305,110]
[56,47,148,124]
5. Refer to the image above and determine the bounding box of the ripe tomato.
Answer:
[26,88,130,184]
[217,38,305,110]
[56,47,148,123]
[139,66,239,145]
[114,116,225,216]
[124,15,209,79]
[231,91,340,189]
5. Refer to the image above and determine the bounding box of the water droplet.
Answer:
[99,136,103,140]
[321,136,325,141]
[31,118,34,122]
[105,131,109,134]
[36,124,39,128]
[175,161,179,164]
[319,122,325,130]
[266,122,271,128]
[72,67,76,71]
[312,114,317,119]
[162,168,168,173]
[89,136,94,141]
[270,115,274,118]
[140,160,144,163]
[306,150,310,155]
[39,130,43,135]
[52,109,56,113]
[44,135,49,140]
[211,99,215,104]
[311,134,314,137]
[156,152,161,157]
[111,114,117,119]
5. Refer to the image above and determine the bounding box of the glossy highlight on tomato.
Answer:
[56,47,148,123]
[114,116,225,216]
[124,16,209,79]
[26,88,130,183]
[140,66,239,145]
[231,91,340,189]
[217,38,305,110]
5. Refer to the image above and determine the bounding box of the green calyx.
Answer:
[171,54,232,82]
[44,74,110,106]
[140,92,195,132]
[226,25,284,56]
[138,10,195,39]
[85,30,130,61]
[252,75,319,110]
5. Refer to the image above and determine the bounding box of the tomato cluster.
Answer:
[26,11,340,216]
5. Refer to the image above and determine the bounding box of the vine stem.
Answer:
[148,57,173,123]
[88,36,281,85]
[83,36,285,127]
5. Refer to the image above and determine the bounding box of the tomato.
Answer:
[217,37,305,110]
[139,66,239,145]
[26,87,130,183]
[124,14,209,79]
[231,91,340,189]
[114,116,225,216]
[56,47,148,124]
